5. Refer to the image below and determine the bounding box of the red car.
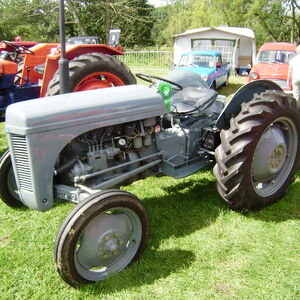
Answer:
[248,42,296,90]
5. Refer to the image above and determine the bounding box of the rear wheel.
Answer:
[0,150,22,208]
[46,53,136,96]
[55,190,149,287]
[214,91,300,212]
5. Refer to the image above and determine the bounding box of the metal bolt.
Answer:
[271,180,276,184]
[114,233,120,238]
[103,254,110,258]
[104,236,109,241]
[118,240,124,246]
[276,148,282,156]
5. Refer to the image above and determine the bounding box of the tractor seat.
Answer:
[170,87,218,114]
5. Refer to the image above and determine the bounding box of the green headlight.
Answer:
[158,82,172,112]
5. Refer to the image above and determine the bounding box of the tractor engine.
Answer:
[55,118,158,193]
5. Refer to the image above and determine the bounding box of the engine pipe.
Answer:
[58,0,70,94]
[87,159,162,190]
[77,151,164,183]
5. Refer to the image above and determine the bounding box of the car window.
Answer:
[258,50,296,64]
[179,54,215,68]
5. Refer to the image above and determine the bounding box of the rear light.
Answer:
[250,72,259,80]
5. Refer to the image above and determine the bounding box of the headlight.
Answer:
[201,74,208,81]
[250,72,259,80]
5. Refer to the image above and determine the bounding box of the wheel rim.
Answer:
[7,166,20,201]
[251,117,298,197]
[74,207,142,281]
[73,72,125,91]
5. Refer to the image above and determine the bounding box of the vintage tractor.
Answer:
[0,38,136,121]
[0,70,299,287]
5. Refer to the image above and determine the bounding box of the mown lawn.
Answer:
[0,77,299,300]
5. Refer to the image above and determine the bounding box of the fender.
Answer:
[216,80,283,130]
[5,84,166,211]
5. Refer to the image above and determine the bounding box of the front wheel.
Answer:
[0,150,23,208]
[54,190,149,287]
[214,91,300,212]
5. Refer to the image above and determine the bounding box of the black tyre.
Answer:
[55,190,149,287]
[0,150,23,208]
[214,91,300,212]
[46,53,136,96]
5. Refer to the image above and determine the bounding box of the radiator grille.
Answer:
[11,134,33,192]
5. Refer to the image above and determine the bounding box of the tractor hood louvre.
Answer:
[5,85,166,135]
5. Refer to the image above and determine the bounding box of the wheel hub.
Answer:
[98,232,125,258]
[252,126,287,182]
[76,213,133,270]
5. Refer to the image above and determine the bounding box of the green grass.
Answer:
[0,79,299,299]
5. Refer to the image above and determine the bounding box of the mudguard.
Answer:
[5,85,166,211]
[216,80,283,130]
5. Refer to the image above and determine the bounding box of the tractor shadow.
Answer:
[247,171,300,223]
[82,174,227,293]
[141,175,225,250]
[84,170,300,294]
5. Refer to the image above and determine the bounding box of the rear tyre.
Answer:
[0,150,23,208]
[55,190,149,287]
[46,53,136,96]
[214,91,300,212]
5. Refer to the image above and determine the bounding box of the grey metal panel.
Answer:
[6,85,167,211]
[5,84,166,135]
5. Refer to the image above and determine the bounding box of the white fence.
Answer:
[119,50,173,71]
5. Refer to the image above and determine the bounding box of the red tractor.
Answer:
[0,38,136,120]
[0,38,38,57]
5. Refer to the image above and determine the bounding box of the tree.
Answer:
[283,0,300,42]
[65,0,155,47]
[0,0,155,47]
[155,0,300,48]
[0,0,59,41]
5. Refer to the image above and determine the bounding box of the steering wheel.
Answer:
[2,41,34,55]
[136,73,183,90]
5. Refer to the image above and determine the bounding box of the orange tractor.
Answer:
[0,38,136,120]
